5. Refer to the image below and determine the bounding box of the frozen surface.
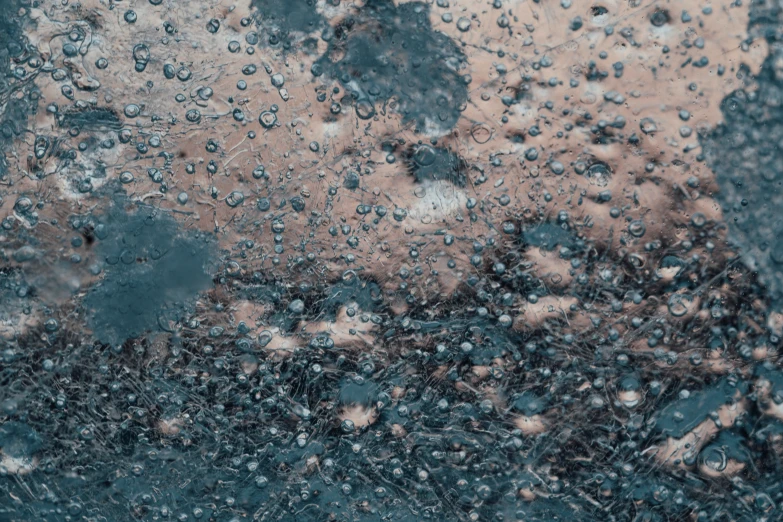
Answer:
[1,0,783,520]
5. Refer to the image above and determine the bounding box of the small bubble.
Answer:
[289,299,305,314]
[206,18,220,33]
[355,100,375,119]
[225,191,245,208]
[124,104,141,118]
[63,43,78,57]
[186,109,201,123]
[132,44,150,64]
[176,66,192,81]
[640,118,658,134]
[259,111,277,128]
[628,220,646,238]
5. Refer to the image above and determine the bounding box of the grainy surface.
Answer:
[1,0,783,521]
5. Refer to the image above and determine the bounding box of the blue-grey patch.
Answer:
[338,378,379,407]
[0,2,38,180]
[511,392,550,417]
[700,2,783,307]
[83,196,216,345]
[522,222,577,251]
[654,378,747,438]
[403,144,468,187]
[314,0,468,133]
[250,0,326,49]
[250,0,469,133]
[0,421,42,459]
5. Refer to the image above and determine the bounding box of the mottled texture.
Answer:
[1,0,783,521]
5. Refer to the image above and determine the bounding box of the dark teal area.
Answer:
[654,378,747,438]
[83,194,216,345]
[700,0,783,306]
[250,0,326,49]
[0,421,42,459]
[251,0,469,133]
[403,144,468,187]
[313,0,468,133]
[0,0,38,180]
[522,222,578,252]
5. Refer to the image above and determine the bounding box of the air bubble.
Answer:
[259,111,277,128]
[124,104,141,118]
[177,66,192,81]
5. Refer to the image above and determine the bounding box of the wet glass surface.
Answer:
[1,0,783,520]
